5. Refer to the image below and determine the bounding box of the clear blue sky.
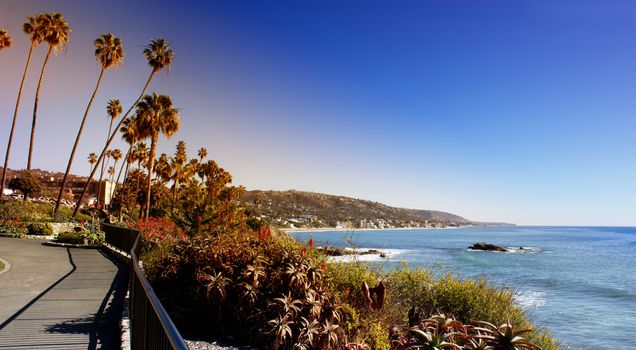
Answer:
[0,1,635,225]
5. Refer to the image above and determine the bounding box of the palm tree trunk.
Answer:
[110,160,119,200]
[0,43,35,199]
[97,156,110,206]
[145,133,158,218]
[73,69,157,217]
[114,146,131,195]
[98,119,115,206]
[54,66,106,215]
[115,146,132,219]
[27,44,53,172]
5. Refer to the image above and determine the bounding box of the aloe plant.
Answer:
[472,321,541,350]
[390,314,542,350]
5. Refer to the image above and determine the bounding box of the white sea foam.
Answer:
[506,246,542,254]
[514,290,546,309]
[329,248,409,263]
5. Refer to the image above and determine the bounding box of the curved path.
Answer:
[0,237,128,349]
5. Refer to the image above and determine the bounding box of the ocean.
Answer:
[289,226,636,350]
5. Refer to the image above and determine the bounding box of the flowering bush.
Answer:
[131,217,186,246]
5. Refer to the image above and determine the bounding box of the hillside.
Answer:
[241,190,474,229]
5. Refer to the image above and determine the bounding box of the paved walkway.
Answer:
[0,238,128,349]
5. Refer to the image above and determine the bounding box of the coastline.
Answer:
[282,225,470,234]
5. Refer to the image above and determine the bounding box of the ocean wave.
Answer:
[466,246,542,254]
[514,290,546,309]
[506,246,542,254]
[329,248,409,263]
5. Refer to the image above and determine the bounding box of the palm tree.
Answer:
[0,14,48,199]
[131,141,148,207]
[135,93,181,217]
[114,115,138,197]
[197,147,208,163]
[27,13,71,171]
[73,37,174,217]
[170,141,188,207]
[109,149,122,200]
[98,149,113,206]
[88,152,97,173]
[98,99,123,196]
[154,153,171,184]
[54,33,124,214]
[0,29,12,52]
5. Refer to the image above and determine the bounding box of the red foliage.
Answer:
[258,226,272,241]
[131,217,187,245]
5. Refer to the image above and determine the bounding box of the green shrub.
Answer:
[324,262,559,350]
[0,200,50,222]
[83,229,105,245]
[56,231,84,244]
[0,199,90,223]
[0,218,27,237]
[27,222,53,236]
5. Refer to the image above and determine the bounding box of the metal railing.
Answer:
[103,224,189,350]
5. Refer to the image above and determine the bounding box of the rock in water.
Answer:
[468,242,509,252]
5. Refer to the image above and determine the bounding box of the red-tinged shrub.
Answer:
[130,217,186,246]
[143,228,343,350]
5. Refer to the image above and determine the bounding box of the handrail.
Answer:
[103,224,188,350]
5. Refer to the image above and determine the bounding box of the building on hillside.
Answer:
[38,177,115,205]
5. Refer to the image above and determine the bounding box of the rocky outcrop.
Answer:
[321,247,385,257]
[468,242,509,252]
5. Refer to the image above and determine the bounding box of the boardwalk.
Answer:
[0,238,128,349]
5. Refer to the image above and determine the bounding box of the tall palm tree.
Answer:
[93,100,121,207]
[0,29,11,52]
[54,33,124,214]
[135,93,181,218]
[27,12,71,171]
[98,149,113,205]
[98,99,122,199]
[114,115,138,196]
[73,38,174,217]
[0,14,48,199]
[154,153,171,184]
[169,141,188,207]
[109,148,122,200]
[88,152,97,173]
[132,142,149,171]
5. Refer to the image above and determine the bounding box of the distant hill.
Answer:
[240,190,475,229]
[0,167,87,183]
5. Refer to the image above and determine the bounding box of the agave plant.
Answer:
[201,270,231,301]
[464,337,491,350]
[472,321,542,350]
[298,317,321,346]
[320,319,340,347]
[268,314,294,349]
[285,262,309,290]
[305,292,323,319]
[273,292,303,317]
[391,314,467,350]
